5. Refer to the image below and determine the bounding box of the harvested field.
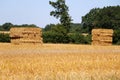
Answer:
[0,43,120,80]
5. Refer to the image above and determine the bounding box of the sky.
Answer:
[0,0,120,28]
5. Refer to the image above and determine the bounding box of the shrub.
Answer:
[0,33,10,42]
[113,30,120,45]
[68,33,91,44]
[43,31,69,43]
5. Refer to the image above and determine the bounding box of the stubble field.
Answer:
[0,43,120,80]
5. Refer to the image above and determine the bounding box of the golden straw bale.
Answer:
[100,41,112,46]
[99,37,112,42]
[92,29,113,46]
[92,41,100,45]
[92,41,112,46]
[20,40,42,43]
[92,29,113,33]
[11,39,20,45]
[92,36,112,41]
[10,27,43,45]
[100,33,113,37]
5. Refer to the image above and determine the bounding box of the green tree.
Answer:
[0,34,10,42]
[44,24,55,31]
[49,0,72,32]
[0,23,38,31]
[68,33,91,44]
[43,24,69,43]
[1,23,13,31]
[82,6,120,33]
[81,6,120,45]
[113,30,120,45]
[82,8,100,33]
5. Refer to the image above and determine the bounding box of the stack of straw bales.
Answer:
[10,27,43,45]
[92,29,113,46]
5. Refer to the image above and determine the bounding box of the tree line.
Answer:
[0,0,120,45]
[43,23,91,44]
[0,23,38,31]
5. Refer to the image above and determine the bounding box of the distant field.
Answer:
[0,31,10,34]
[0,43,120,80]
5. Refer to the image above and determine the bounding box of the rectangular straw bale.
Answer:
[92,41,100,45]
[92,29,113,33]
[10,27,43,45]
[99,37,113,42]
[92,41,112,46]
[20,40,42,43]
[100,41,112,46]
[10,28,23,37]
[11,39,20,44]
[100,33,113,37]
[92,29,113,46]
[92,36,100,41]
[92,37,112,42]
[100,29,114,34]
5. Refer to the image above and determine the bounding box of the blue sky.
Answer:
[0,0,120,27]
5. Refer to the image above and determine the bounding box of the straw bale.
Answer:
[92,41,100,45]
[10,28,23,37]
[22,30,41,34]
[100,33,113,37]
[92,41,112,46]
[92,36,112,41]
[92,29,113,33]
[10,27,43,45]
[11,39,20,45]
[20,40,42,43]
[99,42,112,46]
[92,29,113,46]
[92,33,113,37]
[100,37,112,42]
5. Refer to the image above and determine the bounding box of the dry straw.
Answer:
[10,27,43,45]
[92,29,113,46]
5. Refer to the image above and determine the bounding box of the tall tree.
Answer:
[49,0,72,32]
